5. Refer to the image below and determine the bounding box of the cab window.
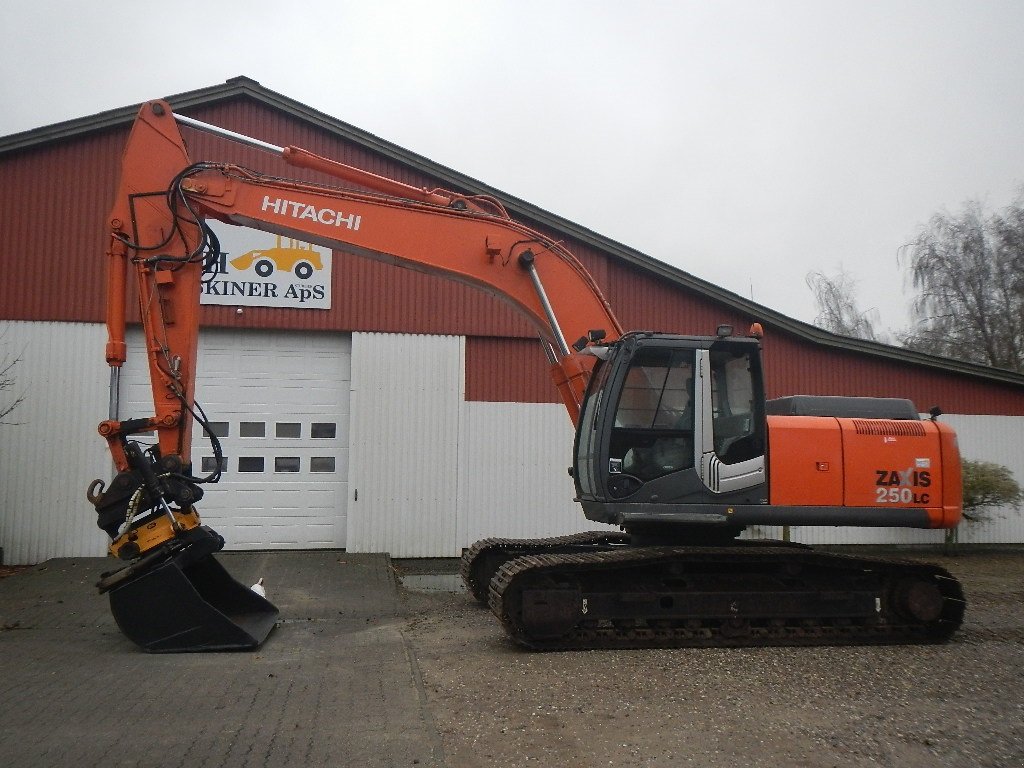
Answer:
[610,347,695,481]
[709,347,763,464]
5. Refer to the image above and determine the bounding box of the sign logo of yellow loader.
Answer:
[229,238,324,280]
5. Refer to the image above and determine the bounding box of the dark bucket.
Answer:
[106,547,279,653]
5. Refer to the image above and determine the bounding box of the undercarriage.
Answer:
[461,534,965,650]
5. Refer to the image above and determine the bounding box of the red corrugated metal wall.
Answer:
[760,333,1024,416]
[604,259,756,335]
[465,332,1024,415]
[3,96,1024,416]
[0,129,122,322]
[0,100,540,336]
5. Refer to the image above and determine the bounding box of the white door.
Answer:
[347,333,463,557]
[122,329,351,549]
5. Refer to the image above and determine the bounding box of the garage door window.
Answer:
[240,421,266,438]
[275,457,301,473]
[276,422,301,438]
[238,457,265,473]
[202,456,228,474]
[311,422,337,439]
[311,457,336,473]
[204,422,229,438]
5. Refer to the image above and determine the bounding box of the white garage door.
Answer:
[123,329,351,549]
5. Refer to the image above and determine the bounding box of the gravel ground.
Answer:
[396,549,1024,768]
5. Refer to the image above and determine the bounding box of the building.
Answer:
[2,77,1023,564]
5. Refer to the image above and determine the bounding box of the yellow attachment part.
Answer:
[109,508,202,560]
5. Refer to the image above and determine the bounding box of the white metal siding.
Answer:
[457,402,616,549]
[941,414,1024,544]
[0,321,110,564]
[4,320,1024,563]
[347,333,463,557]
[123,329,351,550]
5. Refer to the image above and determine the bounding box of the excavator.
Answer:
[89,99,965,652]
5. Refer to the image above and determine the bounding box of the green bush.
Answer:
[946,459,1022,552]
[962,459,1023,521]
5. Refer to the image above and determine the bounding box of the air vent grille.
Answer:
[852,419,926,437]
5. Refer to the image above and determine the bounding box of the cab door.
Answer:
[695,342,766,495]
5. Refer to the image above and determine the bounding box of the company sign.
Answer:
[200,222,332,309]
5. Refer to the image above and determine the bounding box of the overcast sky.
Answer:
[2,1,1022,335]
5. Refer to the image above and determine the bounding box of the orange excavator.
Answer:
[89,100,965,652]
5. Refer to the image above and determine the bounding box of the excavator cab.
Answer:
[572,331,767,535]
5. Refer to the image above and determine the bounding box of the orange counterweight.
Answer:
[768,415,961,529]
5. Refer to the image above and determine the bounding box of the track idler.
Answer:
[460,531,630,603]
[97,526,278,653]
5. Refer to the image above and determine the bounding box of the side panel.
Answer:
[767,416,844,506]
[0,321,110,564]
[457,401,615,548]
[839,419,941,512]
[768,415,945,524]
[347,333,463,557]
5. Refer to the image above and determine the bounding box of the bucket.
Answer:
[100,527,279,652]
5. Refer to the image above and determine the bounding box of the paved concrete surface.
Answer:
[0,552,442,768]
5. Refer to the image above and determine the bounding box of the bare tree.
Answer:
[805,268,882,341]
[901,197,1024,372]
[0,337,24,424]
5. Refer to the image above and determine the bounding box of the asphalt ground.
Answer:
[2,548,1023,767]
[0,552,442,768]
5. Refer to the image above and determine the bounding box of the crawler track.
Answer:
[484,545,965,650]
[460,531,630,603]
